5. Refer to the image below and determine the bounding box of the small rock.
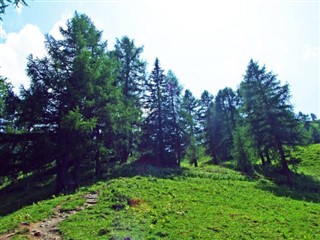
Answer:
[4,233,16,238]
[20,222,30,226]
[85,193,98,199]
[49,227,61,233]
[33,231,42,237]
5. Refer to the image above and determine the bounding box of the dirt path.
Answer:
[1,192,98,240]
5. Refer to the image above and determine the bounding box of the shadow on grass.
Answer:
[254,165,320,203]
[86,161,320,204]
[0,163,184,216]
[204,159,320,203]
[0,168,56,216]
[97,160,249,183]
[105,162,185,179]
[2,159,319,216]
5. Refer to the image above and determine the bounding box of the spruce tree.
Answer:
[181,89,200,167]
[232,123,254,175]
[214,87,238,160]
[111,36,146,163]
[198,90,214,145]
[142,58,168,166]
[21,12,121,191]
[166,70,183,166]
[240,59,304,183]
[206,101,222,164]
[206,88,238,163]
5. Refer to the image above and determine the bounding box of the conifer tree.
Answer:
[111,36,146,163]
[142,58,168,166]
[232,124,254,175]
[206,101,222,164]
[205,88,238,163]
[21,12,121,191]
[240,59,304,183]
[198,90,214,145]
[214,87,238,160]
[181,89,200,167]
[166,70,183,166]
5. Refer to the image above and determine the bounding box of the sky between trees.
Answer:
[0,0,319,116]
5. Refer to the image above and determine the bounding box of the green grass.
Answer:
[59,173,320,239]
[0,190,86,235]
[293,143,320,178]
[0,144,320,239]
[0,196,60,234]
[0,167,56,215]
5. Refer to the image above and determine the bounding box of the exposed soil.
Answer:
[0,192,98,240]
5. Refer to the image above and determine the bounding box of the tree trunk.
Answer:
[259,150,266,166]
[73,158,80,188]
[194,159,198,167]
[265,148,271,165]
[120,134,132,164]
[277,140,292,185]
[95,150,101,177]
[95,127,103,176]
[55,156,68,193]
[176,142,182,167]
[212,150,219,165]
[119,119,131,164]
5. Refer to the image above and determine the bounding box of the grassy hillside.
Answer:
[293,143,320,178]
[0,145,320,239]
[58,176,319,240]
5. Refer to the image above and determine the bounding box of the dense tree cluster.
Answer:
[0,13,319,191]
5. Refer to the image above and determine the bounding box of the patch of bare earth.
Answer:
[0,192,98,240]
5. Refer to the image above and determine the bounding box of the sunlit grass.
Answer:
[0,144,320,239]
[293,143,320,178]
[59,174,320,239]
[0,190,86,235]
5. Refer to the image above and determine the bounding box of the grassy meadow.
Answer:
[0,144,319,239]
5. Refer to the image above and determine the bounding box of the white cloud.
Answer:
[303,45,319,63]
[0,13,107,94]
[49,13,72,40]
[49,13,105,40]
[15,2,23,14]
[0,24,45,92]
[91,16,104,33]
[0,25,7,39]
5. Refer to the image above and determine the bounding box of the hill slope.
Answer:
[0,145,320,239]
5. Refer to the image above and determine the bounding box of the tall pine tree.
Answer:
[21,12,121,191]
[165,70,183,166]
[240,59,304,183]
[142,58,168,166]
[111,36,146,163]
[181,89,200,167]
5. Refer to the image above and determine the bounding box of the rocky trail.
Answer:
[1,192,98,240]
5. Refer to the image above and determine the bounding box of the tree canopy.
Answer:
[0,12,315,192]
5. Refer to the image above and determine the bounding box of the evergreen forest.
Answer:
[0,12,320,239]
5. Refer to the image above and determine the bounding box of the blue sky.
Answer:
[1,0,319,116]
